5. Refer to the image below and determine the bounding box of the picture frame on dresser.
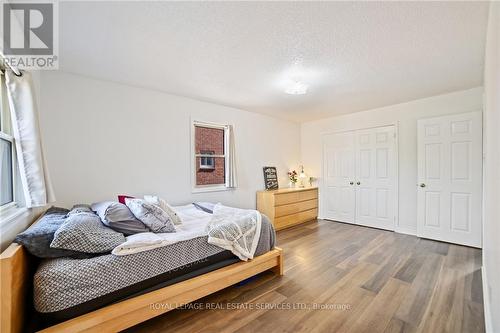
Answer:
[263,166,279,190]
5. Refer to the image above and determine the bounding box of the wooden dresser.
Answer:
[257,187,318,231]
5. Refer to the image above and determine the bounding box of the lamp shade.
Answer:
[299,165,307,178]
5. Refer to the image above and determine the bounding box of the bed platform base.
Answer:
[1,240,283,333]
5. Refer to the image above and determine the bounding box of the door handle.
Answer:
[419,183,426,188]
[356,181,361,185]
[349,181,354,185]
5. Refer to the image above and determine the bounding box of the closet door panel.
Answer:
[322,126,396,230]
[322,132,356,223]
[355,126,396,231]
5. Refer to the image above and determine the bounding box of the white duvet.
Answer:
[112,204,212,256]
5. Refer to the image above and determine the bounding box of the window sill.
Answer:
[192,185,234,194]
[0,206,30,228]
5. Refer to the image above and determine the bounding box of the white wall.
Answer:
[482,2,500,332]
[37,71,300,209]
[301,87,483,234]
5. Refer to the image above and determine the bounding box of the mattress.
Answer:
[38,251,240,325]
[33,206,275,323]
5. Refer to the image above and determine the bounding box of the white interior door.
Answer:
[417,112,482,247]
[355,126,397,231]
[322,132,356,223]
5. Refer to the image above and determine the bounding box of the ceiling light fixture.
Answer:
[285,81,308,95]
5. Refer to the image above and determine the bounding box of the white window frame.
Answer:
[199,150,216,170]
[0,71,26,223]
[0,131,15,209]
[191,120,231,193]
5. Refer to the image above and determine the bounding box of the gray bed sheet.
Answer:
[34,215,275,313]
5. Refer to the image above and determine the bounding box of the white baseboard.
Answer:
[482,266,493,333]
[394,226,417,236]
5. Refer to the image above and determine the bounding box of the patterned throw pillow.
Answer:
[144,195,183,225]
[125,198,176,233]
[14,207,93,258]
[50,212,126,254]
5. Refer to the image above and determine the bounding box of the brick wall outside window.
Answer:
[195,126,225,185]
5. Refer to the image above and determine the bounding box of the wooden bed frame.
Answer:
[1,231,283,333]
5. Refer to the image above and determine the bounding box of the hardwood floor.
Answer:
[126,220,484,333]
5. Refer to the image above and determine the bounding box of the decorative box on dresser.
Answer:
[257,187,318,231]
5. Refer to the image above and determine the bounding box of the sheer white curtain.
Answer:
[5,71,55,207]
[225,124,237,188]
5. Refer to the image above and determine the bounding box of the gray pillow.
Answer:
[14,207,93,259]
[193,202,216,214]
[125,198,176,233]
[91,201,149,235]
[51,212,126,253]
[68,204,93,216]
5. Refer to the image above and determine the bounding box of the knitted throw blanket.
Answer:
[207,204,262,261]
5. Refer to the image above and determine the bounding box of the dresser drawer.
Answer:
[298,189,318,202]
[274,189,318,206]
[274,192,299,206]
[274,208,318,230]
[275,199,318,218]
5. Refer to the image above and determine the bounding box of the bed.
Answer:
[1,204,283,333]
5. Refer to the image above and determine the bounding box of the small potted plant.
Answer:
[309,176,316,187]
[288,170,298,187]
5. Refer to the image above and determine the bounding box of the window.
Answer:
[0,71,17,211]
[199,150,215,170]
[193,122,228,192]
[0,135,13,206]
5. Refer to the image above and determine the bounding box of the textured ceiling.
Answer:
[58,1,489,122]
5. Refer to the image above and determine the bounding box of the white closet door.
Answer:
[354,126,397,231]
[417,112,482,247]
[322,132,356,223]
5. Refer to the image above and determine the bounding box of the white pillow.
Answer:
[125,198,176,233]
[144,195,183,225]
